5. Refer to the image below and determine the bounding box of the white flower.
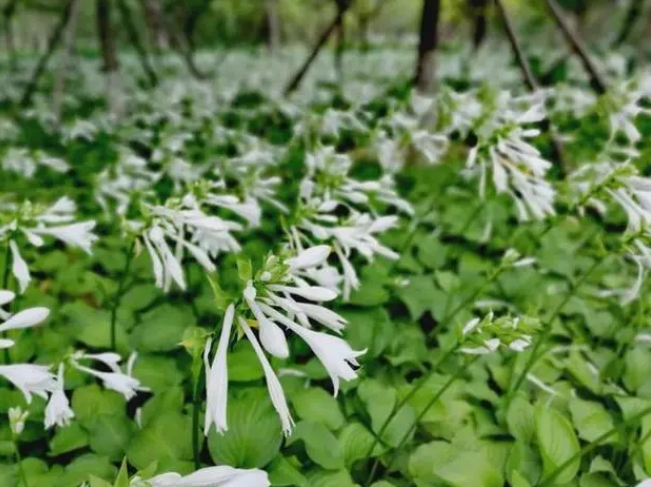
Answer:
[204,304,235,435]
[239,317,294,435]
[72,352,149,401]
[258,304,364,396]
[44,364,74,429]
[243,283,289,359]
[30,221,98,254]
[8,407,29,435]
[136,465,270,487]
[0,364,56,403]
[460,338,501,355]
[0,305,49,333]
[9,240,30,294]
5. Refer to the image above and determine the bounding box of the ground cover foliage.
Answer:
[3,24,651,487]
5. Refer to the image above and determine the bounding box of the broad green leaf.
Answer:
[88,415,133,461]
[359,379,416,448]
[305,469,356,487]
[49,422,89,456]
[208,388,282,468]
[535,405,580,484]
[228,340,265,381]
[267,456,308,487]
[71,385,126,429]
[409,441,502,487]
[506,394,535,443]
[287,421,344,470]
[131,304,194,352]
[292,387,344,431]
[569,398,614,444]
[339,422,382,467]
[127,412,193,470]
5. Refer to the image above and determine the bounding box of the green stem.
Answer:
[14,441,29,487]
[539,404,651,487]
[110,242,135,350]
[362,344,460,487]
[365,356,478,485]
[192,365,204,470]
[509,257,603,394]
[2,243,12,364]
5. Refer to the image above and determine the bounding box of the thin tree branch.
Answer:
[284,1,353,96]
[614,0,645,46]
[20,0,74,107]
[543,0,607,94]
[115,0,159,87]
[53,0,82,123]
[414,0,441,93]
[496,0,569,176]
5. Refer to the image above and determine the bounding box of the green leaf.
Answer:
[416,234,448,270]
[139,387,185,427]
[89,476,114,487]
[292,388,344,431]
[88,415,133,461]
[305,469,356,487]
[535,405,580,484]
[49,422,89,456]
[358,379,416,448]
[207,388,282,468]
[228,341,265,381]
[287,421,344,470]
[237,258,253,282]
[339,308,394,359]
[267,456,308,487]
[641,415,651,475]
[396,275,439,320]
[339,422,381,467]
[71,385,126,429]
[127,412,193,470]
[131,355,185,393]
[569,398,615,444]
[60,454,116,487]
[506,394,535,443]
[114,458,130,487]
[409,441,503,487]
[131,304,194,352]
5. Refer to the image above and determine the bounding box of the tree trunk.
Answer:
[334,0,347,84]
[469,0,489,51]
[284,1,352,96]
[97,0,122,117]
[265,0,281,51]
[2,0,18,70]
[414,0,441,93]
[116,0,158,87]
[20,0,75,107]
[139,0,167,53]
[543,0,607,94]
[53,0,82,124]
[615,0,645,46]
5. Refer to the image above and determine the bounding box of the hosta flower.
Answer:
[467,91,555,221]
[601,78,651,144]
[127,191,244,291]
[130,465,270,487]
[459,313,540,355]
[0,293,54,403]
[8,407,28,436]
[570,159,651,233]
[0,197,98,293]
[203,247,363,435]
[44,363,74,429]
[72,351,149,401]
